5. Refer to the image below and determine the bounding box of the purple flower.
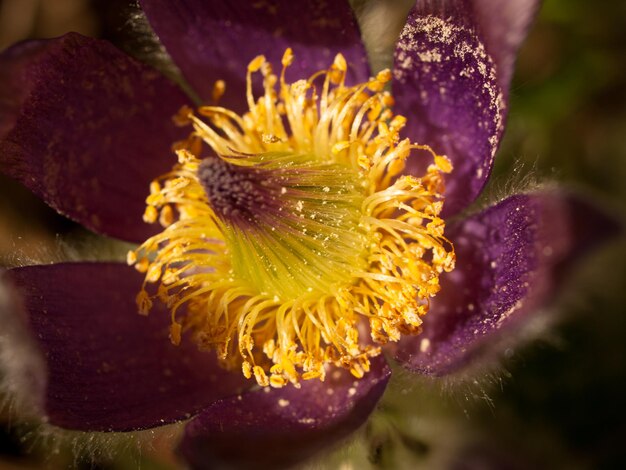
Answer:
[0,1,616,468]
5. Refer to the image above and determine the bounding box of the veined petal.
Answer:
[6,263,248,432]
[139,0,370,112]
[393,2,537,216]
[395,191,620,376]
[0,33,188,243]
[178,356,391,469]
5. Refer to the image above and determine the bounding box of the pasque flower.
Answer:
[0,1,616,468]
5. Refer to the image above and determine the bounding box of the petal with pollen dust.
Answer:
[0,33,188,243]
[393,2,537,216]
[139,0,370,113]
[179,357,391,470]
[395,192,620,376]
[6,262,248,432]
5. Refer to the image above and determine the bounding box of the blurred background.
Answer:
[0,0,624,468]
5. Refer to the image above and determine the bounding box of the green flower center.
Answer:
[198,153,368,299]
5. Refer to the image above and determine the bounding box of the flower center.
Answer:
[129,49,455,388]
[197,155,368,299]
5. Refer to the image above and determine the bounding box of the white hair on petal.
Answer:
[0,270,46,418]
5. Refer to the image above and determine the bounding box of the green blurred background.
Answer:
[0,0,624,468]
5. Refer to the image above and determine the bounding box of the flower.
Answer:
[0,1,616,468]
[130,50,455,388]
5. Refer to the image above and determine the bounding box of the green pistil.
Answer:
[199,153,370,300]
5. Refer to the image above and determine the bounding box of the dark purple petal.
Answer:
[395,191,620,376]
[139,0,370,112]
[179,357,391,469]
[393,2,537,216]
[0,33,188,243]
[5,262,248,432]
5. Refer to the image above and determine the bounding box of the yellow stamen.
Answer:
[129,51,455,388]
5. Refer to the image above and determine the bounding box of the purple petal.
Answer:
[139,0,370,112]
[395,192,620,376]
[179,357,391,469]
[0,33,188,243]
[5,262,248,432]
[393,2,537,216]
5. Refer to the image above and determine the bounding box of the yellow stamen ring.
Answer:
[129,49,455,388]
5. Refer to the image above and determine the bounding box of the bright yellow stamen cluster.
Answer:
[129,49,455,388]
